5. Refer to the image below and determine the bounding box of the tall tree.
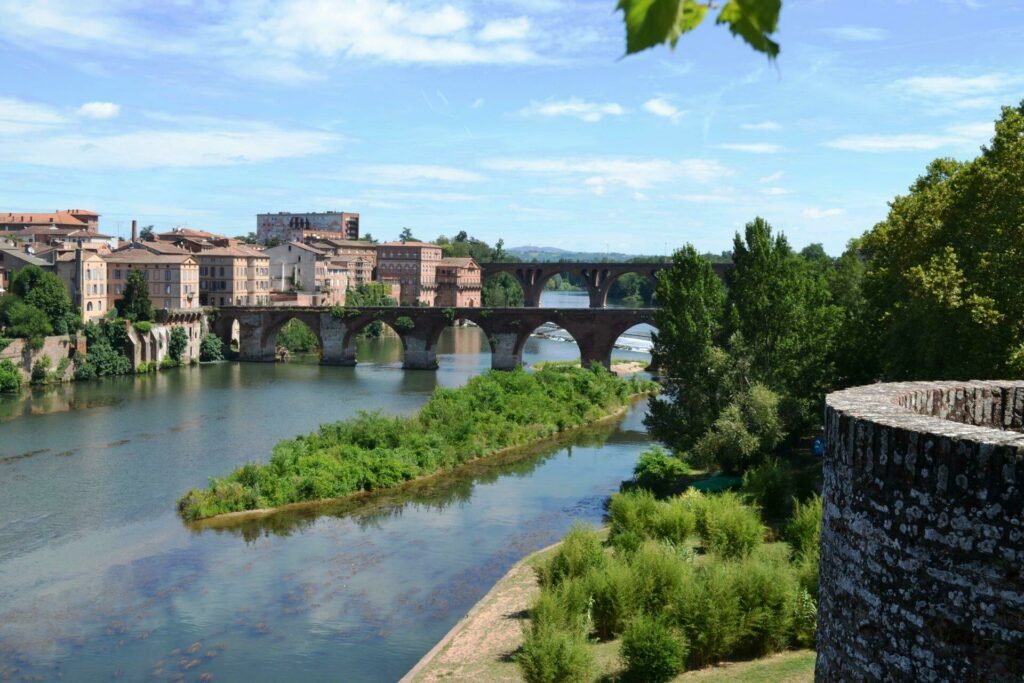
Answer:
[117,269,154,321]
[9,265,76,334]
[860,103,1024,380]
[399,227,415,242]
[645,245,727,452]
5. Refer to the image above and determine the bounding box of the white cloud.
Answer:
[471,98,485,109]
[0,97,66,134]
[825,122,993,152]
[741,121,780,131]
[479,17,529,42]
[759,171,783,183]
[643,98,684,123]
[803,208,845,219]
[520,98,625,123]
[0,123,342,168]
[676,193,734,203]
[760,187,790,196]
[895,74,1012,98]
[358,164,484,183]
[718,143,784,154]
[824,26,889,42]
[483,157,731,192]
[76,101,120,119]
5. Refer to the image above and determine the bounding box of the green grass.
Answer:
[590,644,814,681]
[178,366,656,520]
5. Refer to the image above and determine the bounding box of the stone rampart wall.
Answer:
[818,381,1024,682]
[0,335,78,382]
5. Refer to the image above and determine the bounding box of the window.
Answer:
[165,285,171,295]
[219,267,224,277]
[164,299,172,308]
[165,270,171,281]
[86,269,92,280]
[86,302,93,311]
[115,269,122,280]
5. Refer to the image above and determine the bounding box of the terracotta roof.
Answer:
[268,240,327,255]
[0,211,89,228]
[0,249,51,267]
[439,257,477,267]
[195,246,270,258]
[55,250,105,263]
[64,229,112,238]
[156,227,223,240]
[119,240,191,255]
[379,241,439,248]
[310,238,377,249]
[103,251,197,265]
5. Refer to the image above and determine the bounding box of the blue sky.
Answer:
[1,0,1022,255]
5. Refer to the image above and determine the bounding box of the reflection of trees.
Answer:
[192,415,628,542]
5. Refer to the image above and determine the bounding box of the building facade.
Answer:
[264,241,345,306]
[55,249,109,322]
[307,238,377,285]
[195,246,271,307]
[376,242,444,306]
[104,250,200,311]
[256,211,359,245]
[0,209,99,232]
[435,257,482,307]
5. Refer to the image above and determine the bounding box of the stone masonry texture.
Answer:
[818,381,1024,682]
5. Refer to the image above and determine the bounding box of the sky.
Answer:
[1,0,1022,255]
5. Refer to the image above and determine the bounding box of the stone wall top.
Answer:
[826,380,1024,448]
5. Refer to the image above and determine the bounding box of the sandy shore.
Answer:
[401,543,558,683]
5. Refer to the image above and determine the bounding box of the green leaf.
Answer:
[716,0,782,59]
[618,0,709,55]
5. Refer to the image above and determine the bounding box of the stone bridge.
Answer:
[211,306,655,370]
[480,261,730,308]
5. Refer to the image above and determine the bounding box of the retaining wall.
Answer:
[818,381,1024,682]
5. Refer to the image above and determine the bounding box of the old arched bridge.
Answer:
[480,261,730,308]
[212,306,655,370]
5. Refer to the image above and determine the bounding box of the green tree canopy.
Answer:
[9,265,77,334]
[859,102,1024,379]
[645,245,727,452]
[117,269,154,322]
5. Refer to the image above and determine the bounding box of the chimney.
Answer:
[131,220,138,243]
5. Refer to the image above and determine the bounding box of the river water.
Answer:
[0,294,654,682]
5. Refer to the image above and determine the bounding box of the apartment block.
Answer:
[376,241,445,306]
[104,250,200,311]
[256,212,359,245]
[195,246,271,306]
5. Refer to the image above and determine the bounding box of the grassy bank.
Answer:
[178,365,656,521]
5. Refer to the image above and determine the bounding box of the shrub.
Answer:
[620,614,687,683]
[199,333,224,362]
[133,320,153,334]
[730,548,798,658]
[277,319,318,354]
[586,558,636,640]
[78,322,132,378]
[393,315,415,331]
[160,357,178,370]
[169,326,189,363]
[608,489,661,541]
[632,446,690,496]
[672,561,743,667]
[785,494,822,559]
[517,624,592,683]
[538,522,605,588]
[653,496,697,546]
[792,587,817,648]
[0,337,11,351]
[629,541,690,615]
[690,384,783,474]
[694,492,766,559]
[741,458,792,520]
[0,359,21,393]
[30,355,51,384]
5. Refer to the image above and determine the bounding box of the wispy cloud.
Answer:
[77,101,120,119]
[741,121,780,131]
[824,26,889,42]
[675,193,735,203]
[759,171,783,183]
[803,207,844,219]
[643,98,685,123]
[718,143,784,154]
[825,122,993,152]
[760,187,790,196]
[482,157,731,194]
[891,73,1019,110]
[0,123,342,169]
[357,164,485,183]
[520,98,625,123]
[479,17,530,42]
[0,97,65,134]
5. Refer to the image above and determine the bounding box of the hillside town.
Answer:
[0,208,484,320]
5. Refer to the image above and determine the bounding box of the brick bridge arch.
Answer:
[213,306,655,370]
[479,262,729,308]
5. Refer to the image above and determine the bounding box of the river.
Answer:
[0,294,654,682]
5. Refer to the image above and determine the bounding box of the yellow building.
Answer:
[104,250,200,311]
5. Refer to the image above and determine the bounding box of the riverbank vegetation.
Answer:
[517,491,820,683]
[177,365,656,521]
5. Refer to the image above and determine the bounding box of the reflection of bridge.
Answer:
[213,306,655,370]
[480,261,729,308]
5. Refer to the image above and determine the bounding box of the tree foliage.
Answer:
[116,269,154,322]
[168,326,189,363]
[617,0,782,59]
[858,103,1024,380]
[8,266,77,334]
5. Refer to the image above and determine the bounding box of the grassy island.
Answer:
[178,365,656,521]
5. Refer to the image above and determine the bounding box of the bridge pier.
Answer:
[319,314,356,365]
[238,313,277,362]
[490,331,522,370]
[402,333,438,370]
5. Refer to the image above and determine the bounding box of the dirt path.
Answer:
[401,544,558,683]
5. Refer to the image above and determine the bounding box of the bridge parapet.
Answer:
[211,306,655,371]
